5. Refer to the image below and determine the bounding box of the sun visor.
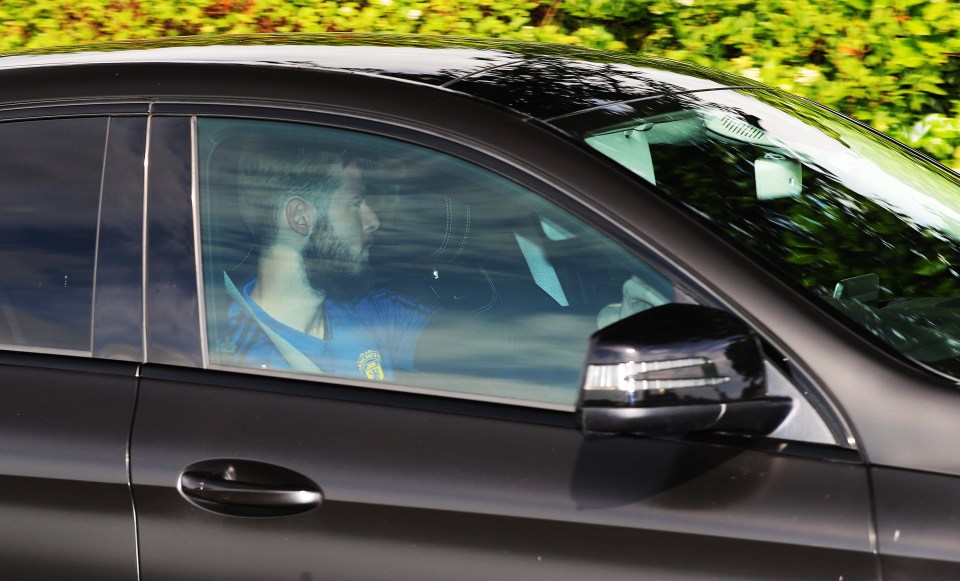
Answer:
[755,154,802,200]
[585,129,656,185]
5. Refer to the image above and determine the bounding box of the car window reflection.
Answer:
[0,117,107,354]
[198,117,679,406]
[564,89,960,378]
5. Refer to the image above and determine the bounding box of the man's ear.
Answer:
[285,198,312,236]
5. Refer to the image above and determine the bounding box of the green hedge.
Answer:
[2,0,959,168]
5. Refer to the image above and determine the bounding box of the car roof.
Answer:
[0,33,763,120]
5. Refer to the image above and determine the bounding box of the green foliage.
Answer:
[619,0,960,169]
[1,0,960,168]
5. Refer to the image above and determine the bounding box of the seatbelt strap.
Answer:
[223,271,323,374]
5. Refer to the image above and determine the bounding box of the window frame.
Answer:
[178,102,844,444]
[0,108,147,361]
[137,93,853,454]
[189,110,692,412]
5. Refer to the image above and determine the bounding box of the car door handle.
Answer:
[179,459,323,518]
[181,471,323,506]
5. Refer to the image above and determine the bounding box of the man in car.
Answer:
[223,145,434,380]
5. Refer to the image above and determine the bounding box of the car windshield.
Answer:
[553,87,960,379]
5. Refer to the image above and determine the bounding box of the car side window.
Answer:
[0,117,107,354]
[197,117,679,407]
[561,89,960,381]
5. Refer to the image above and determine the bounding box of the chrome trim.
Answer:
[191,116,210,369]
[90,116,111,353]
[0,344,90,357]
[141,107,152,362]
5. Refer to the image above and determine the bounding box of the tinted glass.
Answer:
[0,117,107,353]
[560,88,960,378]
[198,117,677,406]
[451,56,735,120]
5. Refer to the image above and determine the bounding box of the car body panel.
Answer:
[0,356,139,578]
[0,33,759,97]
[132,366,876,579]
[873,466,960,579]
[446,57,743,119]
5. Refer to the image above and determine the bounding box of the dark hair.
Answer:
[237,141,345,249]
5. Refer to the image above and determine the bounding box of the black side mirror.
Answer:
[578,304,791,435]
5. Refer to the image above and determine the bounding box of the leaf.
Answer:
[917,260,949,276]
[904,18,931,36]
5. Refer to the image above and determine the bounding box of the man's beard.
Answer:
[302,221,373,303]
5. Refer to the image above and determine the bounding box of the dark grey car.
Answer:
[1,34,959,579]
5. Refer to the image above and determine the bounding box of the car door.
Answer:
[0,110,144,577]
[131,95,878,579]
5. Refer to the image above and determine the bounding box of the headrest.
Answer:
[373,193,472,267]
